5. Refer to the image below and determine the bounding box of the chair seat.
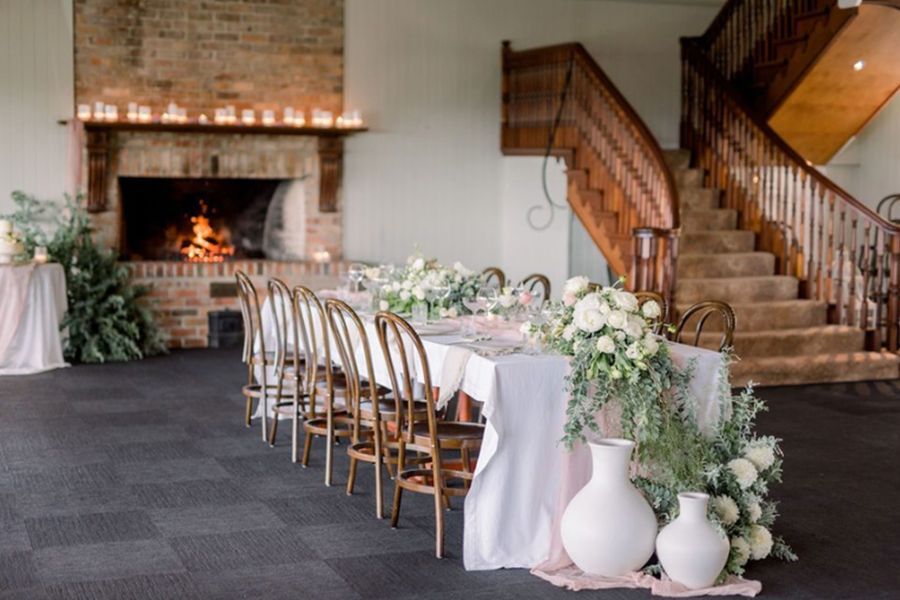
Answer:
[241,383,299,399]
[250,351,303,366]
[412,421,484,448]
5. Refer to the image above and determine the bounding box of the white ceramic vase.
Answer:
[656,492,729,589]
[560,438,657,576]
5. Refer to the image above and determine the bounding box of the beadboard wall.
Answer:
[0,0,73,212]
[342,0,719,283]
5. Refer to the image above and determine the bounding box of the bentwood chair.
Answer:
[235,271,295,441]
[295,286,354,482]
[519,273,551,301]
[634,290,669,334]
[674,301,736,352]
[326,299,425,517]
[264,279,310,453]
[481,267,506,288]
[375,311,484,558]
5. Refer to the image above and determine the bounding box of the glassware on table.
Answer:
[461,296,484,337]
[347,263,365,293]
[411,302,428,325]
[430,283,452,316]
[477,284,499,317]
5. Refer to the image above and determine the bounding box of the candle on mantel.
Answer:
[77,104,91,120]
[262,109,275,126]
[283,107,295,125]
[241,109,256,125]
[199,114,209,124]
[293,110,306,127]
[226,105,237,124]
[127,102,138,121]
[335,115,344,128]
[138,106,152,122]
[104,105,119,122]
[312,248,331,263]
[93,101,105,121]
[177,107,188,123]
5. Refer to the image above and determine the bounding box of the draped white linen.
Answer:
[0,263,68,375]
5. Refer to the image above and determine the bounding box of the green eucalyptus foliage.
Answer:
[3,191,165,363]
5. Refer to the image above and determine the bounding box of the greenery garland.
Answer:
[3,191,165,363]
[523,276,796,578]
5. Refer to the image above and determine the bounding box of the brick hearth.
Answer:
[128,259,345,348]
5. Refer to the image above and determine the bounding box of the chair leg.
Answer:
[373,427,384,519]
[244,397,253,427]
[291,399,300,464]
[433,470,445,558]
[390,442,406,528]
[268,414,278,447]
[461,447,471,490]
[346,456,358,495]
[301,430,313,468]
[325,405,335,487]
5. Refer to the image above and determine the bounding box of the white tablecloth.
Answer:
[0,263,69,375]
[254,294,726,571]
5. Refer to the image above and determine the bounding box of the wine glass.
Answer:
[462,295,483,337]
[430,283,451,315]
[477,285,499,315]
[347,263,365,293]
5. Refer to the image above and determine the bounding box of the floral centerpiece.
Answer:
[0,219,24,263]
[371,252,483,317]
[523,276,795,579]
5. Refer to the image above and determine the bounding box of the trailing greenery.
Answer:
[523,276,796,579]
[3,191,165,363]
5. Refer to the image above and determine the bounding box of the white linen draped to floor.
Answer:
[0,263,69,376]
[253,293,726,571]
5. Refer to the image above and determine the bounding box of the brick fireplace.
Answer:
[73,0,351,348]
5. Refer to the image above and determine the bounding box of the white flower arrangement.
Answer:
[375,251,483,317]
[727,458,759,490]
[712,495,740,526]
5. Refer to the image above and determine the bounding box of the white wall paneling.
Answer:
[0,0,73,214]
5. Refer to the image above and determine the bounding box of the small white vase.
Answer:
[656,492,729,589]
[560,438,657,576]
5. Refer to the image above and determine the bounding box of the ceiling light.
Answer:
[853,60,865,71]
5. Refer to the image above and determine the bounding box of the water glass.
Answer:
[412,302,428,325]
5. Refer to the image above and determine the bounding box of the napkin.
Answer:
[437,345,472,411]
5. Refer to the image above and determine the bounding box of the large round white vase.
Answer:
[560,438,657,576]
[656,492,729,589]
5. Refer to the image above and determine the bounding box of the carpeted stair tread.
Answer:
[730,351,900,387]
[681,230,755,253]
[696,325,865,357]
[676,275,798,303]
[681,209,738,231]
[676,300,828,331]
[675,168,704,188]
[678,252,775,278]
[679,187,721,211]
[664,149,691,170]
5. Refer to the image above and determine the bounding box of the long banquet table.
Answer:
[256,293,726,571]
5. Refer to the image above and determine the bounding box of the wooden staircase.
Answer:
[666,149,900,386]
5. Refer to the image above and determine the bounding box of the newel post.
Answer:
[631,228,658,293]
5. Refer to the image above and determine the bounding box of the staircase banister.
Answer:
[682,36,900,235]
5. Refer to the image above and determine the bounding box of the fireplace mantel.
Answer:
[67,120,367,214]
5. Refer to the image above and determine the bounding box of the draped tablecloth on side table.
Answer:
[0,263,69,376]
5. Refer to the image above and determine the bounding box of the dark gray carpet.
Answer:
[0,350,897,599]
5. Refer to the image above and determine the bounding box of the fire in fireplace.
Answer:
[119,177,284,261]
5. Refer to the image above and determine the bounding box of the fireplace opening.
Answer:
[119,177,285,261]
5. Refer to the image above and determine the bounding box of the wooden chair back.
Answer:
[374,312,439,454]
[235,271,264,364]
[266,278,296,381]
[520,273,551,301]
[292,285,327,413]
[325,299,382,432]
[481,267,506,288]
[675,301,736,352]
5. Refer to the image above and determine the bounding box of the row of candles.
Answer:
[76,101,364,128]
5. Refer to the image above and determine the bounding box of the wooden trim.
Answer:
[66,120,366,137]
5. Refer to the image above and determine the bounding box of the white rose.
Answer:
[607,310,628,330]
[642,333,660,356]
[614,290,638,311]
[573,307,606,333]
[453,261,472,276]
[411,257,425,271]
[402,280,413,290]
[499,293,517,309]
[563,276,590,295]
[744,442,776,472]
[728,458,758,489]
[391,281,402,292]
[625,343,641,360]
[562,324,576,341]
[595,335,615,354]
[609,367,622,380]
[748,525,773,560]
[615,331,626,342]
[378,300,390,311]
[711,495,740,526]
[574,292,602,311]
[625,316,645,338]
[598,302,611,314]
[412,287,426,301]
[641,300,662,319]
[731,537,751,566]
[399,290,411,301]
[747,500,762,523]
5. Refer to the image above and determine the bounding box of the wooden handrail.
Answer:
[501,41,679,300]
[683,38,899,234]
[682,36,900,351]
